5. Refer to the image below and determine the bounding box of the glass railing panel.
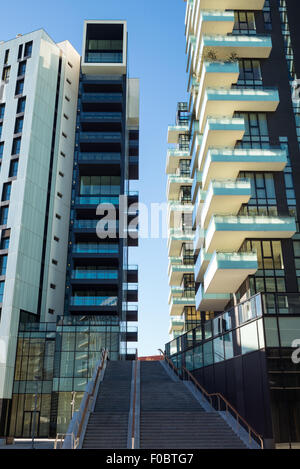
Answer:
[70,296,118,306]
[71,270,118,280]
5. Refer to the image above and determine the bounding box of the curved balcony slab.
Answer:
[166,149,191,174]
[205,215,297,253]
[191,117,245,177]
[203,251,258,294]
[167,125,190,144]
[200,179,252,229]
[167,174,193,200]
[202,147,288,190]
[195,283,230,312]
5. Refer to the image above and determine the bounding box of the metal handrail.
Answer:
[131,351,138,449]
[158,349,264,449]
[55,349,109,449]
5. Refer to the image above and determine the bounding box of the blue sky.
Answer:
[1,0,189,356]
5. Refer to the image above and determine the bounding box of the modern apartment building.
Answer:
[166,0,300,448]
[0,20,139,438]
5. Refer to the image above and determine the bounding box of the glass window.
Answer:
[18,44,23,60]
[14,117,23,134]
[0,104,5,119]
[0,255,7,276]
[12,137,21,155]
[204,320,212,340]
[257,319,265,349]
[4,49,9,65]
[279,318,300,347]
[264,317,279,347]
[0,237,9,250]
[17,97,26,114]
[0,281,5,302]
[15,80,24,96]
[0,142,3,158]
[0,207,8,225]
[24,41,33,57]
[2,66,10,81]
[185,350,194,371]
[18,61,26,76]
[193,345,203,369]
[213,336,224,363]
[2,183,11,201]
[240,321,259,354]
[224,332,234,359]
[203,341,213,366]
[9,159,18,178]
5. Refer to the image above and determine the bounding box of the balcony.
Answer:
[121,326,138,343]
[73,220,99,230]
[195,283,230,312]
[198,88,279,132]
[167,125,189,144]
[169,316,185,335]
[192,116,245,176]
[79,132,122,142]
[200,179,251,229]
[203,251,258,294]
[197,0,265,8]
[80,112,122,123]
[169,295,196,316]
[194,247,212,282]
[71,270,118,281]
[81,93,123,103]
[168,202,194,229]
[78,152,121,164]
[200,34,272,63]
[75,195,120,207]
[168,228,194,256]
[205,215,297,253]
[125,305,138,322]
[124,283,138,302]
[191,60,239,116]
[126,265,138,283]
[168,258,194,286]
[191,11,235,70]
[70,296,118,306]
[167,174,193,200]
[72,243,119,257]
[201,147,288,190]
[166,149,191,174]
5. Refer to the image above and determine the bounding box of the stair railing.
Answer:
[131,352,139,449]
[55,348,109,449]
[159,349,264,449]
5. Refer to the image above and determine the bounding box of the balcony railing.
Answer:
[75,196,120,205]
[70,296,118,306]
[73,244,119,254]
[71,270,118,280]
[80,112,122,121]
[85,52,123,63]
[81,93,123,102]
[78,153,121,161]
[79,132,121,141]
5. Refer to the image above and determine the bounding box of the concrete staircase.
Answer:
[139,361,247,449]
[82,361,132,449]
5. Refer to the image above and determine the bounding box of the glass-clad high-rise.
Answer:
[0,20,139,438]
